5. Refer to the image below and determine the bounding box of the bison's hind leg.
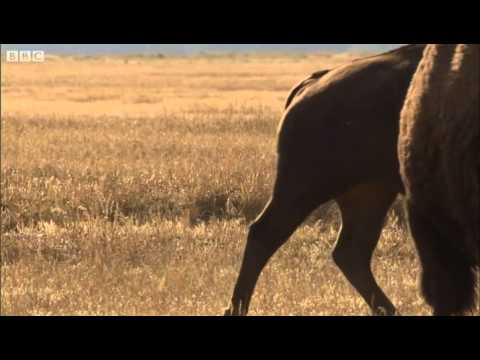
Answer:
[406,201,478,315]
[333,181,399,316]
[225,190,321,316]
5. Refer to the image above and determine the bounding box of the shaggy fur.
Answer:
[399,44,480,315]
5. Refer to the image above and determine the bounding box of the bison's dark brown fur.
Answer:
[225,45,427,316]
[399,44,480,315]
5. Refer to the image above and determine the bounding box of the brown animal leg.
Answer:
[405,200,477,316]
[332,182,398,315]
[225,192,319,316]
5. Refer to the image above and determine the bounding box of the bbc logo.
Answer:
[6,50,45,63]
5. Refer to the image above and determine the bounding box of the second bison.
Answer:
[399,44,480,315]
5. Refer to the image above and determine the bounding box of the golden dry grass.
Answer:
[1,52,466,316]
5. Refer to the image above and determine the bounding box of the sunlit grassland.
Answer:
[0,52,444,315]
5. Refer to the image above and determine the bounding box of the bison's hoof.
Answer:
[372,306,399,316]
[224,307,242,316]
[224,307,234,316]
[224,304,247,316]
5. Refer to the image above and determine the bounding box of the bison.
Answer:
[398,44,479,316]
[225,44,427,316]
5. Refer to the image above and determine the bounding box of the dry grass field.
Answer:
[1,51,469,316]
